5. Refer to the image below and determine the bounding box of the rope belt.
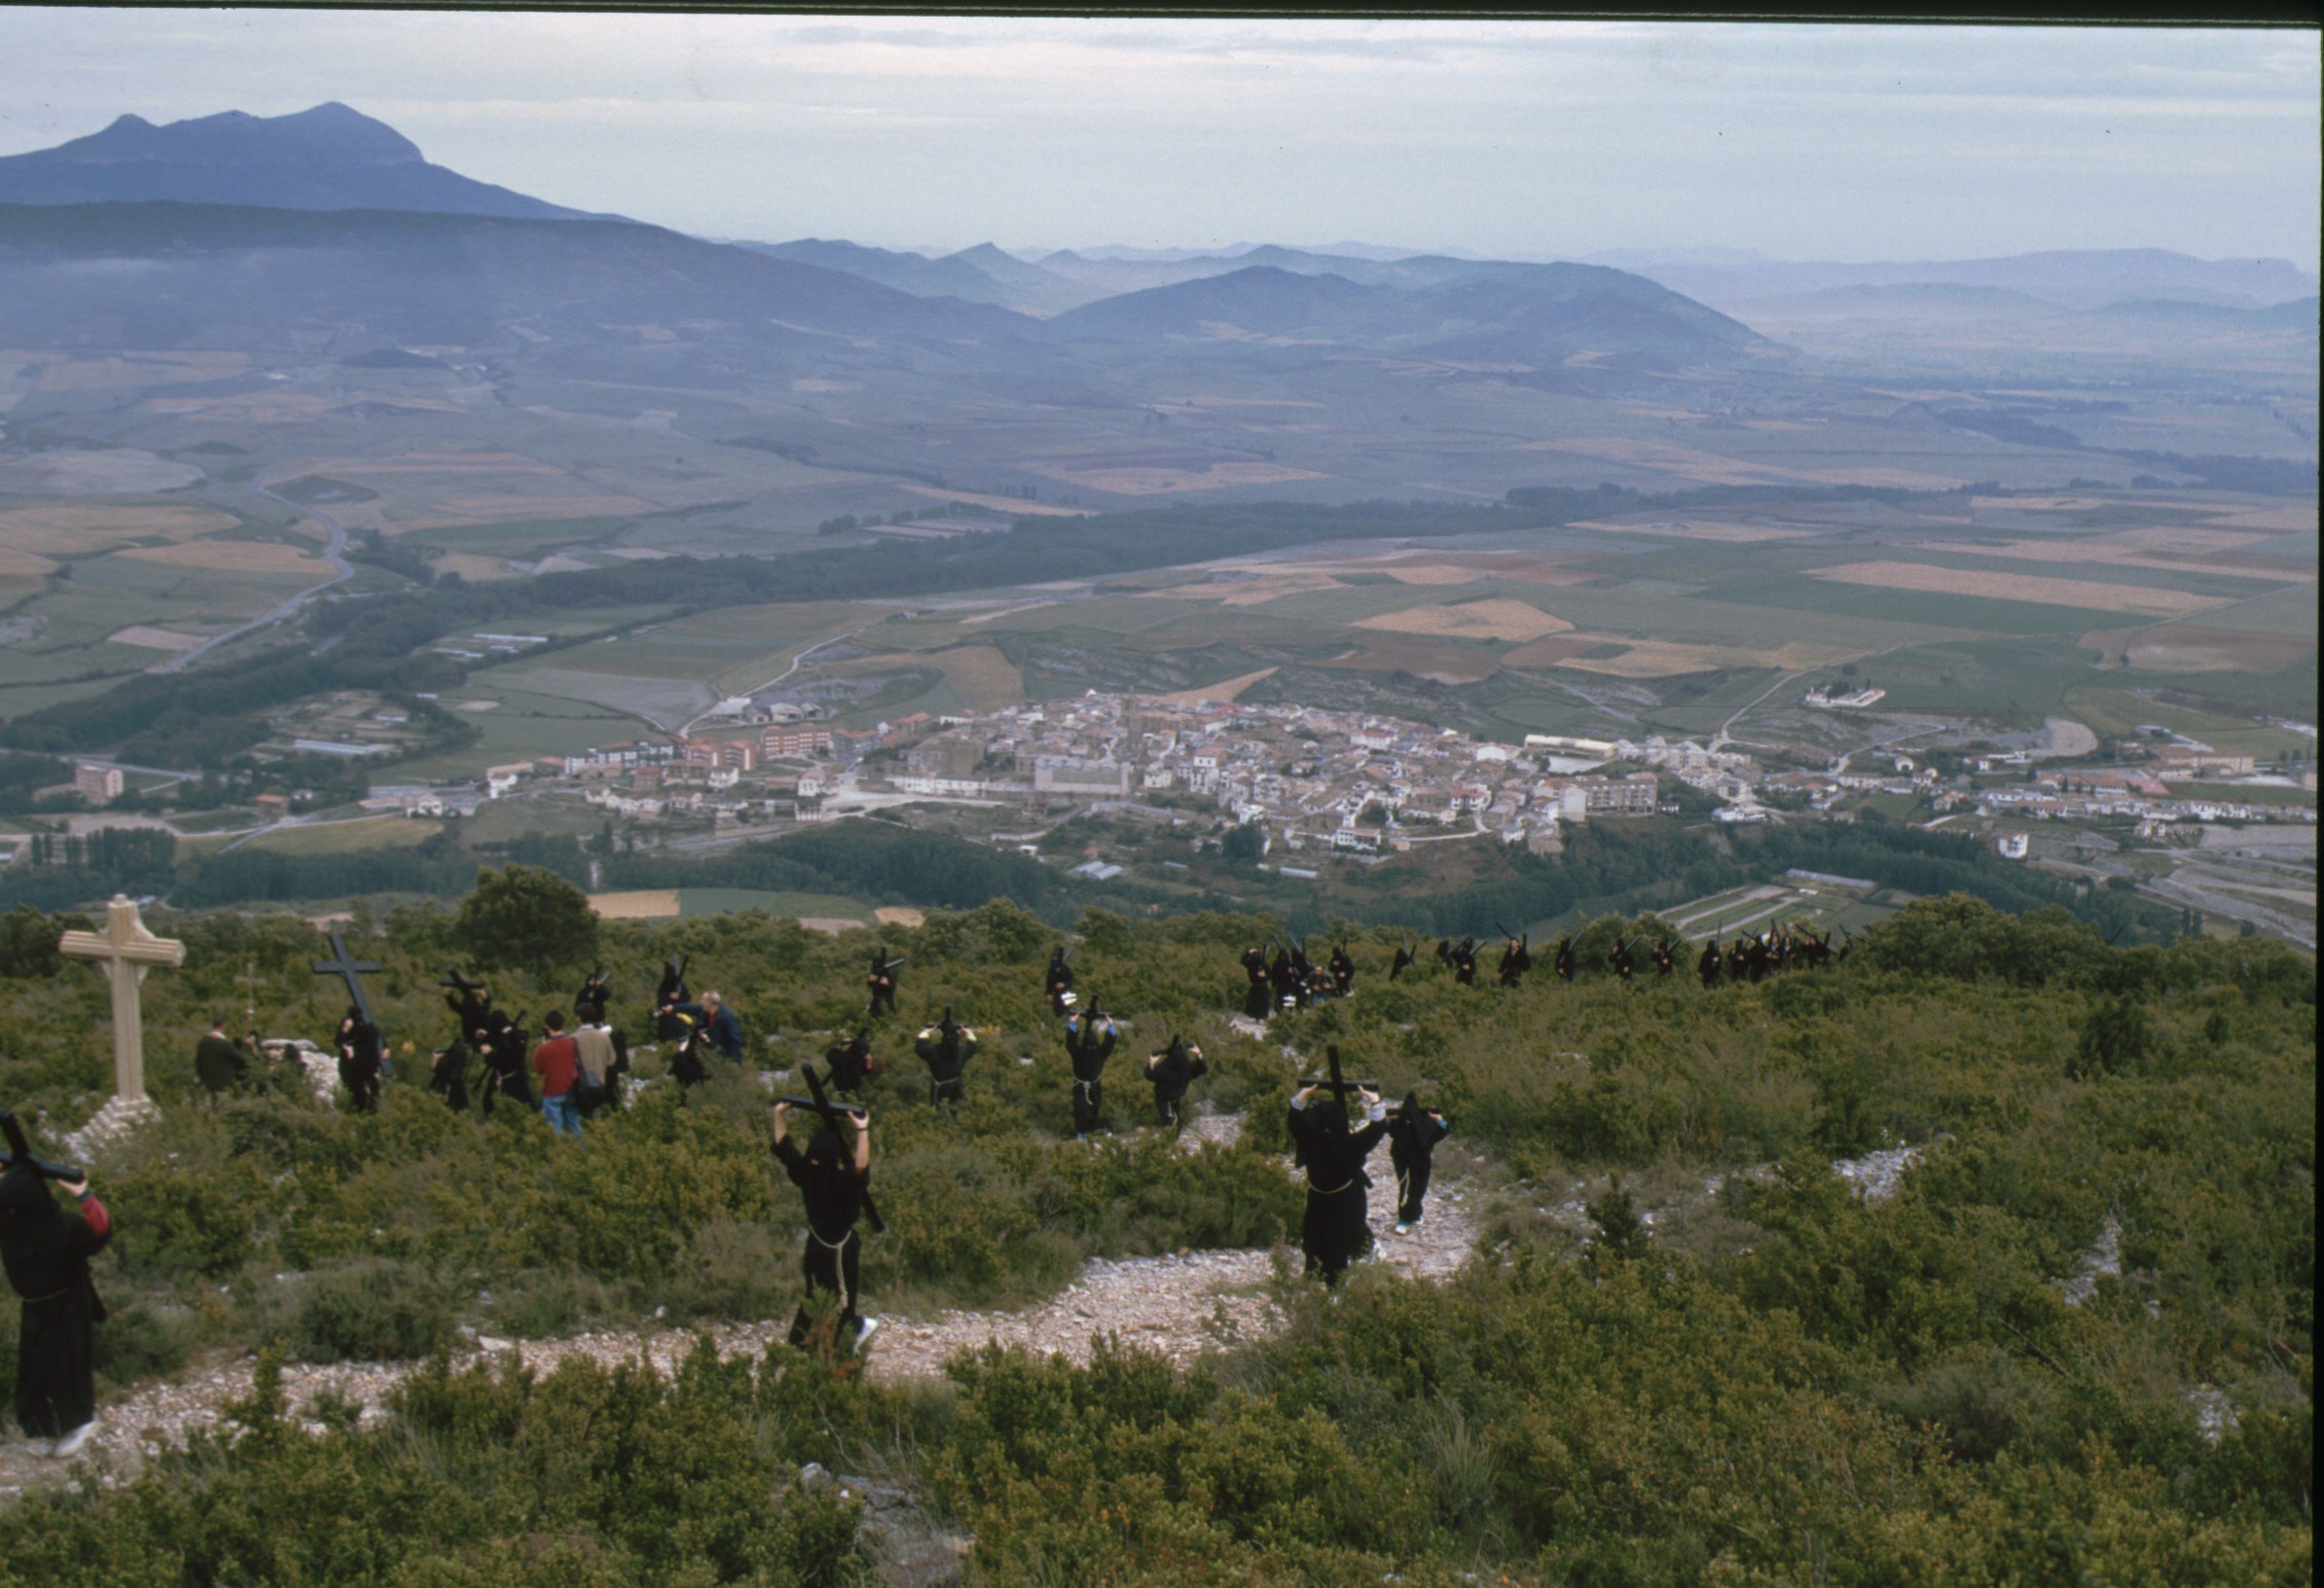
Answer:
[1309,1178,1355,1197]
[809,1227,856,1250]
[20,1287,70,1306]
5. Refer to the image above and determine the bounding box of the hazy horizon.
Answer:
[2,13,2316,272]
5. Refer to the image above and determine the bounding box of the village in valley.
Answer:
[188,670,2300,945]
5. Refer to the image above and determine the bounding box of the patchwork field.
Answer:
[1805,560,2233,618]
[1354,597,1572,643]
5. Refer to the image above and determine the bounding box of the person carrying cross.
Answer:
[1,1153,111,1460]
[336,1004,383,1114]
[771,1096,878,1353]
[1288,1052,1391,1285]
[1144,1035,1207,1131]
[1063,1006,1115,1138]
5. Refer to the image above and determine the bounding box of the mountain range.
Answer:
[0,103,611,222]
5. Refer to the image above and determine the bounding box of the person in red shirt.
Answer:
[531,1010,584,1137]
[1,1163,113,1459]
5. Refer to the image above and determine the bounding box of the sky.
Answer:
[0,11,2316,269]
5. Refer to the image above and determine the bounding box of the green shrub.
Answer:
[289,1258,455,1362]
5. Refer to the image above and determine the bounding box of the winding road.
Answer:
[156,476,358,674]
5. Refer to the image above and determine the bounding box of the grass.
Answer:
[236,816,449,855]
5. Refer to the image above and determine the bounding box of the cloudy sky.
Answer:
[2,11,2315,267]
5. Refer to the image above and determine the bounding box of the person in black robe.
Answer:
[1434,939,1454,970]
[1387,1092,1452,1233]
[443,977,493,1040]
[194,1014,249,1102]
[1268,948,1299,1012]
[771,1101,876,1353]
[1063,1008,1115,1137]
[1144,1036,1207,1130]
[1652,940,1676,979]
[1,1163,112,1457]
[479,1013,535,1113]
[1240,948,1273,1020]
[428,1035,474,1112]
[1390,939,1416,982]
[1726,936,1749,984]
[654,958,692,1042]
[574,970,612,1027]
[1496,935,1531,989]
[1553,936,1577,983]
[1745,935,1772,984]
[1328,945,1356,997]
[336,1006,382,1114]
[865,954,899,1018]
[668,1015,709,1092]
[1044,949,1076,1016]
[1698,938,1723,990]
[823,1029,875,1098]
[1451,938,1479,987]
[914,1011,977,1107]
[1288,1083,1390,1285]
[1610,939,1636,984]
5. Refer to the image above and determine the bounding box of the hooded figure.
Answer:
[428,1037,474,1112]
[1240,948,1273,1020]
[1652,940,1676,978]
[669,1013,708,1091]
[478,1012,535,1113]
[1390,940,1416,982]
[866,954,899,1018]
[1144,1036,1207,1130]
[914,1011,977,1106]
[0,1164,112,1456]
[1496,935,1531,989]
[1328,945,1355,997]
[1064,1010,1116,1137]
[1387,1092,1452,1232]
[1450,938,1479,987]
[1553,936,1577,983]
[1698,938,1723,990]
[336,1005,382,1114]
[1610,940,1636,984]
[1268,947,1299,1010]
[654,958,692,1042]
[1287,1084,1390,1285]
[771,1102,876,1353]
[574,970,611,1027]
[824,1029,875,1097]
[1045,949,1076,1015]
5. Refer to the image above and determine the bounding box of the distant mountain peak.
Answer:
[0,102,597,221]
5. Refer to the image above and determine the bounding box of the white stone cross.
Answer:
[59,894,186,1102]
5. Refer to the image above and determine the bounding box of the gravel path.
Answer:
[0,1112,1484,1497]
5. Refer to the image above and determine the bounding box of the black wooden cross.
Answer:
[1298,1043,1375,1101]
[311,932,383,1027]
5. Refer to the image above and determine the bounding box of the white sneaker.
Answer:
[853,1317,880,1350]
[52,1420,97,1459]
[1395,1222,1413,1235]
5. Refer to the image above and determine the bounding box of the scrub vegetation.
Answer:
[0,880,2309,1584]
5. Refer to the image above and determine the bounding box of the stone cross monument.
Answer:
[60,894,186,1104]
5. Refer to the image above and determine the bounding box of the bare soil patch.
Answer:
[1555,637,1849,678]
[896,484,1090,518]
[0,503,236,555]
[1153,667,1279,705]
[1522,436,1966,490]
[590,889,683,920]
[1355,597,1571,643]
[873,907,926,927]
[1808,560,2229,617]
[107,625,205,652]
[26,351,247,390]
[118,540,333,576]
[1320,636,1500,684]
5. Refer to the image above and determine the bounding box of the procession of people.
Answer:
[9,901,1848,1459]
